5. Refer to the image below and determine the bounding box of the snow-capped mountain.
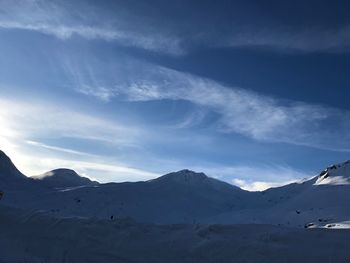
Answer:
[6,168,250,224]
[0,151,251,223]
[1,150,350,228]
[151,169,244,193]
[32,168,99,188]
[207,160,350,228]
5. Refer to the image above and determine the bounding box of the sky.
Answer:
[1,0,350,190]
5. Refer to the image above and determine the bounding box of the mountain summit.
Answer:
[0,150,25,179]
[33,168,98,188]
[0,150,97,190]
[150,169,243,194]
[0,150,33,191]
[153,169,208,184]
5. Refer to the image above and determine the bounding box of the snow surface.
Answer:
[315,161,350,185]
[2,151,350,262]
[1,204,350,263]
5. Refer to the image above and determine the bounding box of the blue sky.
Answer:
[1,0,350,190]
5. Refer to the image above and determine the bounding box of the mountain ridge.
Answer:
[2,150,350,228]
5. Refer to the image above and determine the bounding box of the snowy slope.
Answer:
[4,169,252,224]
[315,161,350,185]
[0,151,260,223]
[207,160,350,228]
[259,160,350,228]
[1,204,350,263]
[2,150,350,228]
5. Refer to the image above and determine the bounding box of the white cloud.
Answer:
[207,165,311,181]
[75,85,116,102]
[168,164,311,191]
[0,0,183,55]
[213,27,350,53]
[168,108,208,129]
[72,62,350,151]
[2,0,350,55]
[26,140,92,156]
[0,21,183,55]
[231,178,296,191]
[0,97,138,145]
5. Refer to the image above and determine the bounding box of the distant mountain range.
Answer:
[1,150,350,228]
[2,150,350,262]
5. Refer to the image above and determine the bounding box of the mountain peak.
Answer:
[33,168,98,188]
[0,150,13,164]
[46,168,80,177]
[149,169,243,196]
[0,150,7,158]
[0,150,25,179]
[156,169,208,183]
[315,160,350,185]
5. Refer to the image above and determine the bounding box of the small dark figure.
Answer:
[296,210,301,214]
[304,223,314,228]
[110,215,114,220]
[0,191,3,200]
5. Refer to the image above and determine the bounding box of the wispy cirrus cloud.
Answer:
[215,26,350,53]
[25,140,92,157]
[69,58,350,152]
[74,85,115,102]
[0,21,183,55]
[168,108,208,129]
[0,97,138,145]
[0,0,183,55]
[2,0,350,55]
